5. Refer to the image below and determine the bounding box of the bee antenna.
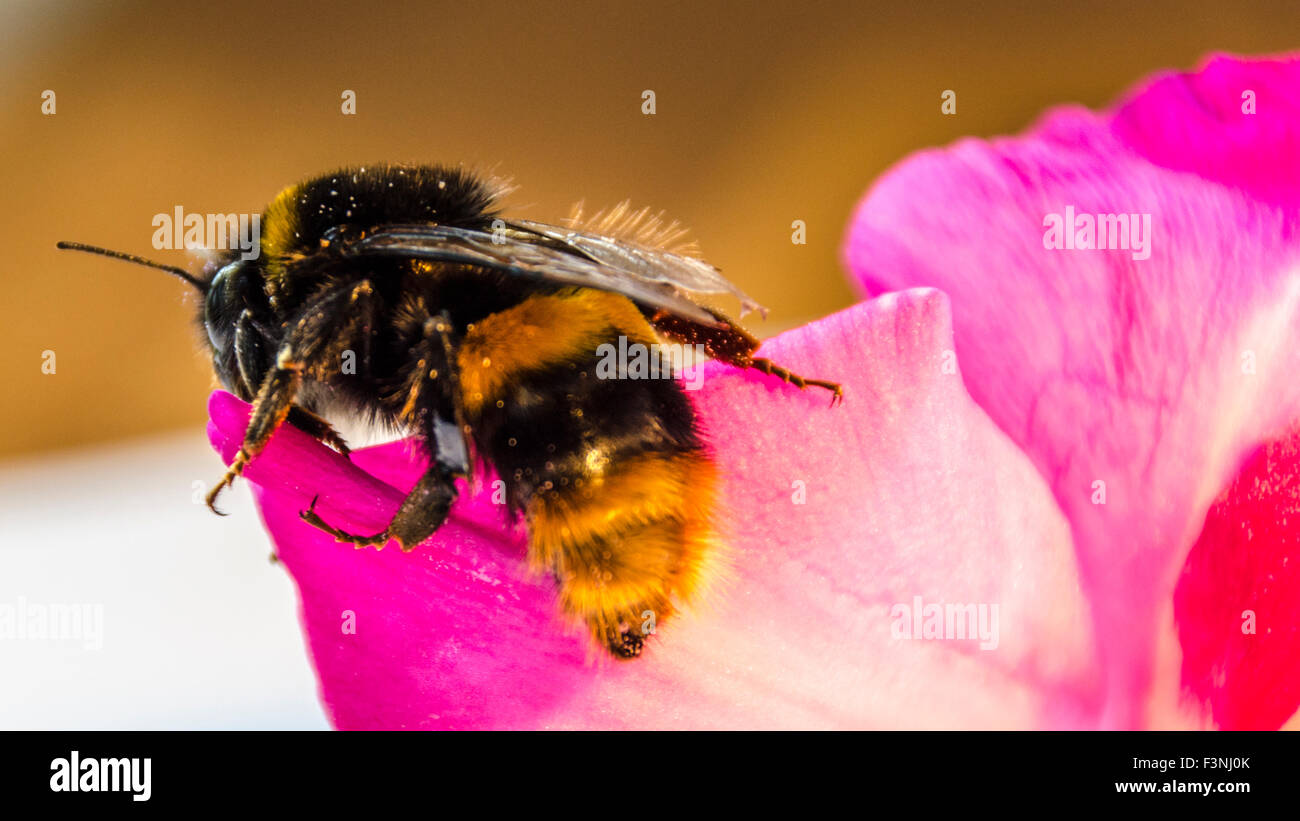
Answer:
[56,241,208,292]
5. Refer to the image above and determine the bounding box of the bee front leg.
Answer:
[207,282,372,514]
[233,309,271,401]
[286,406,351,458]
[206,357,302,515]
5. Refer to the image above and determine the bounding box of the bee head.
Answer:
[202,257,273,400]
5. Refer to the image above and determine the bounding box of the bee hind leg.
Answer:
[748,357,843,405]
[647,306,842,405]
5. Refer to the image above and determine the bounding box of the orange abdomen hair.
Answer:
[457,288,717,656]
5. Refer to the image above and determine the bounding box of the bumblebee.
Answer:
[59,164,841,658]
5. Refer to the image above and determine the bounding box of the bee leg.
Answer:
[647,306,843,405]
[748,357,844,406]
[426,313,477,468]
[286,406,351,458]
[233,309,271,401]
[301,306,472,549]
[206,361,302,514]
[207,282,372,514]
[298,461,460,551]
[235,311,356,451]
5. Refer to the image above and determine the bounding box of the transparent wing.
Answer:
[508,220,763,317]
[338,220,763,327]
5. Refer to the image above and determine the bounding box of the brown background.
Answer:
[5,0,1298,457]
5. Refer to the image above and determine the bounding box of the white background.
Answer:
[0,430,330,729]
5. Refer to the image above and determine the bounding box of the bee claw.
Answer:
[205,478,234,516]
[299,498,394,551]
[204,449,250,517]
[299,494,322,522]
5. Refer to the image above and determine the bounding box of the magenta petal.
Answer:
[843,54,1300,726]
[1109,53,1300,206]
[208,289,1099,729]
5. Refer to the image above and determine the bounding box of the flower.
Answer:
[842,52,1300,729]
[207,288,1095,729]
[209,53,1300,729]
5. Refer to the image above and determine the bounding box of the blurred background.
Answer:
[2,0,1297,728]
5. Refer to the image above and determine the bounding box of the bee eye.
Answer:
[209,261,238,291]
[204,262,244,352]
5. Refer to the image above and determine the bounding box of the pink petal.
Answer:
[208,289,1098,729]
[842,53,1300,727]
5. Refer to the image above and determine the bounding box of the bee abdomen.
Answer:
[526,450,716,657]
[457,288,717,656]
[457,288,701,505]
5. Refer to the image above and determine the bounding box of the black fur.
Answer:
[200,164,700,524]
